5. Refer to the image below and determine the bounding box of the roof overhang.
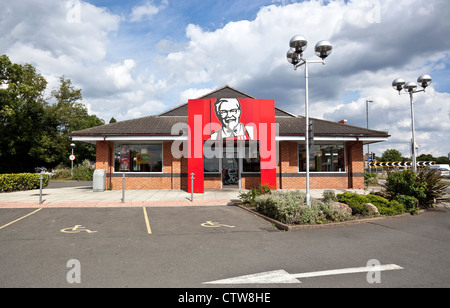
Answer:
[277,136,388,143]
[72,135,388,145]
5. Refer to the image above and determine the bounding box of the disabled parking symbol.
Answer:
[201,221,235,228]
[60,225,97,234]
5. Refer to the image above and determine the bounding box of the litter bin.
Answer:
[93,169,106,192]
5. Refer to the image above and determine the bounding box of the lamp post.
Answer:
[70,143,76,177]
[392,74,432,172]
[366,99,374,172]
[287,35,332,207]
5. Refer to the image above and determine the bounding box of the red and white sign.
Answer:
[187,98,276,193]
[69,154,76,161]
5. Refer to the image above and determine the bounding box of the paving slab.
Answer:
[0,180,375,208]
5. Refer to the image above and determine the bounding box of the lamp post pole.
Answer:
[70,143,75,177]
[409,91,417,172]
[287,36,332,207]
[366,99,373,172]
[392,75,432,173]
[304,61,310,206]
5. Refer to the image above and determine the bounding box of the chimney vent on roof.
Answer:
[338,119,347,124]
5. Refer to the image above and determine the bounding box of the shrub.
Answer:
[72,160,95,181]
[416,167,448,207]
[337,192,369,215]
[53,160,95,181]
[337,192,405,216]
[323,190,337,203]
[254,190,350,225]
[385,169,426,203]
[364,173,378,187]
[365,194,391,208]
[337,191,368,204]
[384,168,448,208]
[376,200,405,216]
[394,194,418,212]
[254,190,305,223]
[238,184,273,206]
[0,173,50,192]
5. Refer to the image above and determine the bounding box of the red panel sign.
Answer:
[188,98,276,193]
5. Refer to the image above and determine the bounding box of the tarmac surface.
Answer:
[0,180,373,208]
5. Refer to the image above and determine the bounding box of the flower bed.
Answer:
[238,185,417,228]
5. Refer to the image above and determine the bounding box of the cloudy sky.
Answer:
[1,0,449,158]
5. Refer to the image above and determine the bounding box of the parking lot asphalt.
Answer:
[1,181,450,288]
[1,201,450,288]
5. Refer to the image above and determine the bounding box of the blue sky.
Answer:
[1,0,449,157]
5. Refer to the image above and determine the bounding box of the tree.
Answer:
[0,55,54,172]
[48,76,104,166]
[417,153,450,165]
[417,154,434,162]
[436,156,450,164]
[0,55,104,172]
[380,149,403,162]
[109,117,117,123]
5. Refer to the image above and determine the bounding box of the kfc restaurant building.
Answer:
[71,86,389,192]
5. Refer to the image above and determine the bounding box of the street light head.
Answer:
[314,40,332,59]
[286,48,299,65]
[417,74,432,89]
[289,35,308,55]
[70,143,76,148]
[392,78,405,93]
[403,81,417,93]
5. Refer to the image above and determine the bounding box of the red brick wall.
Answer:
[347,141,364,189]
[96,141,114,189]
[95,140,364,190]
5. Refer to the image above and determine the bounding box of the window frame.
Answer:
[298,142,346,173]
[113,142,164,174]
[203,140,261,174]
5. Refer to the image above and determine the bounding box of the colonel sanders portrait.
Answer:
[210,98,254,140]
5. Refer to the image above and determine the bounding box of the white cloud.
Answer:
[105,59,136,89]
[179,87,215,103]
[2,0,449,157]
[0,0,171,122]
[155,0,450,156]
[129,0,168,22]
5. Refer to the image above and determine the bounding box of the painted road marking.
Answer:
[61,225,97,234]
[201,221,235,228]
[203,264,403,284]
[143,207,152,234]
[0,208,43,230]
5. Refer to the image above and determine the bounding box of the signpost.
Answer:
[69,154,76,177]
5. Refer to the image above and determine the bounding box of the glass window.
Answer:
[299,143,345,172]
[243,141,260,172]
[204,141,220,172]
[114,144,163,172]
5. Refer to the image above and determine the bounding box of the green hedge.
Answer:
[0,173,50,192]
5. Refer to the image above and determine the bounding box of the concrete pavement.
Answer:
[0,180,373,208]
